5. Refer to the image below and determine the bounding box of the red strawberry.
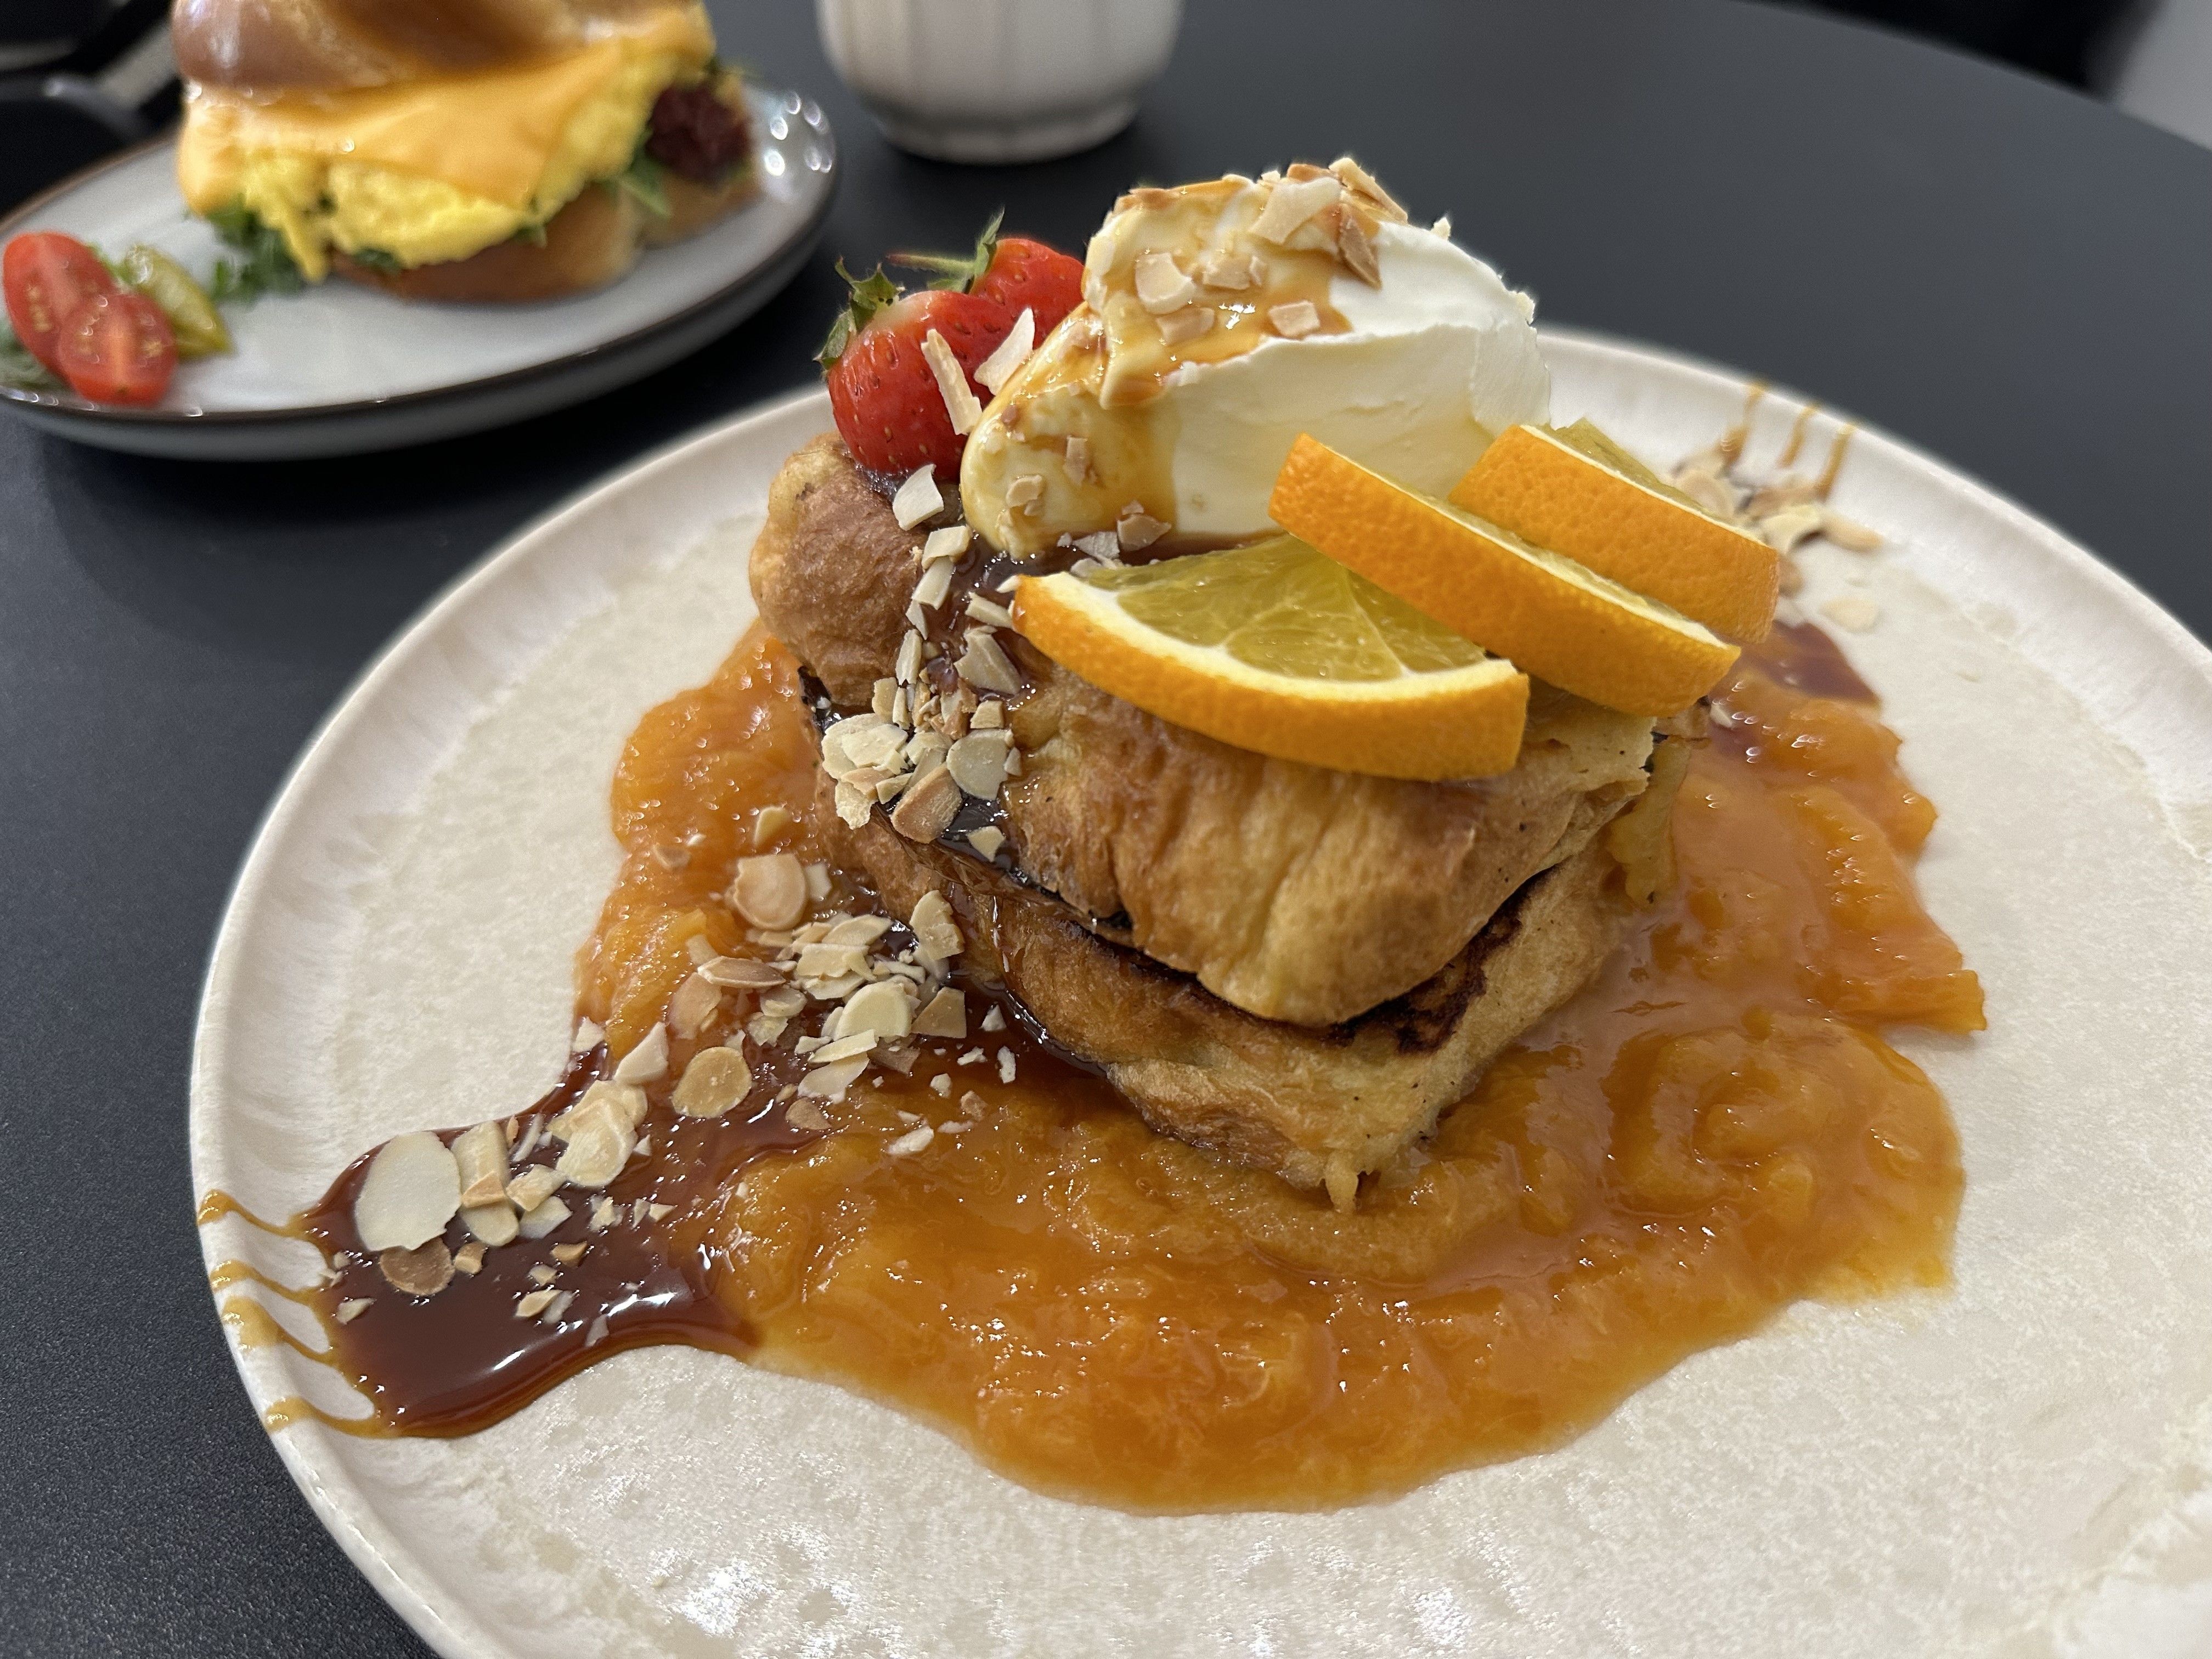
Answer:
[969,235,1084,340]
[818,259,1006,476]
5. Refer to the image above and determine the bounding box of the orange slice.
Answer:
[1449,419,1779,640]
[1268,434,1737,717]
[1011,535,1530,780]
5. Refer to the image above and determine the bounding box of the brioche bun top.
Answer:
[172,0,703,91]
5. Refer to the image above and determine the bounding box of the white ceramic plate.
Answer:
[0,85,834,460]
[193,335,2212,1658]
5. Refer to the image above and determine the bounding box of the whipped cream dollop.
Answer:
[961,162,1550,556]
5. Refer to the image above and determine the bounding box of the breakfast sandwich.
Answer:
[753,165,1773,1205]
[170,0,755,301]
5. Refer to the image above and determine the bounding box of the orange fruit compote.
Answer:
[629,617,1979,1511]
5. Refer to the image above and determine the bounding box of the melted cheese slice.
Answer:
[177,7,712,276]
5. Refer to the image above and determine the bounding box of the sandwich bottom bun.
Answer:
[329,83,758,304]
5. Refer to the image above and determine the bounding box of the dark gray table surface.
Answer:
[4,2,2207,1654]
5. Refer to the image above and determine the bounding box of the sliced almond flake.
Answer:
[947,731,1013,800]
[551,1242,588,1266]
[651,843,690,871]
[786,1097,831,1133]
[842,978,915,1042]
[1747,478,1820,518]
[747,1013,789,1047]
[921,524,972,563]
[647,1202,675,1222]
[674,1045,754,1118]
[538,1290,574,1326]
[968,826,1006,860]
[752,803,793,848]
[460,1200,519,1248]
[353,1132,461,1254]
[515,1288,557,1319]
[1335,212,1381,285]
[698,955,786,989]
[1674,466,1741,520]
[1156,306,1214,346]
[610,1022,668,1085]
[1195,251,1256,291]
[913,986,967,1040]
[930,1073,953,1097]
[377,1239,455,1297]
[885,1125,935,1157]
[938,1120,973,1135]
[505,1165,559,1215]
[997,1047,1018,1083]
[1329,155,1404,216]
[570,1018,605,1054]
[1777,555,1805,597]
[585,1313,610,1348]
[921,330,984,435]
[799,1056,870,1102]
[809,1031,879,1065]
[1063,433,1092,483]
[1760,503,1826,556]
[980,1005,1007,1033]
[668,970,721,1040]
[975,306,1036,394]
[874,771,915,804]
[517,1196,571,1239]
[1819,595,1881,634]
[871,677,899,721]
[1004,473,1045,514]
[452,1242,486,1275]
[589,1196,619,1233]
[335,1298,372,1324]
[955,630,1023,695]
[452,1121,507,1210]
[527,1263,556,1287]
[960,1090,990,1116]
[833,781,873,828]
[510,1115,543,1165]
[1821,509,1882,551]
[555,1094,634,1188]
[1133,250,1199,314]
[1431,214,1453,239]
[909,890,963,962]
[1268,300,1321,339]
[804,862,832,902]
[761,985,807,1018]
[966,592,1017,630]
[1116,510,1168,551]
[890,765,962,842]
[1251,172,1342,242]
[891,464,942,529]
[825,915,893,948]
[958,1047,986,1065]
[905,730,951,774]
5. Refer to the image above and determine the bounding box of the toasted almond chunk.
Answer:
[668,971,721,1041]
[752,803,793,848]
[1431,214,1453,239]
[1133,250,1200,313]
[786,1097,831,1132]
[922,524,972,563]
[450,1121,507,1210]
[515,1288,557,1319]
[335,1298,372,1324]
[976,306,1036,394]
[570,1018,605,1054]
[1064,434,1092,483]
[834,781,874,828]
[732,854,808,929]
[968,826,1006,860]
[353,1132,461,1254]
[1335,212,1381,285]
[871,676,898,721]
[1268,300,1321,339]
[551,1242,588,1266]
[673,1045,754,1119]
[966,592,1015,629]
[930,1073,953,1097]
[589,1196,619,1232]
[909,890,963,962]
[804,862,832,902]
[960,1090,990,1116]
[997,1047,1018,1083]
[913,986,967,1040]
[1251,172,1342,242]
[460,1201,519,1248]
[946,731,1013,800]
[1156,306,1214,346]
[538,1290,574,1326]
[611,1023,669,1086]
[517,1196,571,1239]
[799,1056,870,1101]
[510,1114,543,1163]
[1196,251,1256,291]
[980,1006,1007,1033]
[922,330,984,435]
[527,1263,556,1287]
[890,765,962,842]
[1329,155,1404,216]
[1115,509,1169,551]
[377,1240,453,1297]
[891,464,942,529]
[955,630,1023,695]
[885,1125,935,1156]
[452,1241,486,1274]
[506,1163,561,1214]
[896,628,929,688]
[969,699,1005,730]
[555,1095,635,1188]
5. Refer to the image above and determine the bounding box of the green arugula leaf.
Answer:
[207,205,304,304]
[346,247,403,273]
[0,321,60,392]
[612,150,670,218]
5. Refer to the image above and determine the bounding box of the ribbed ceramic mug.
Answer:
[815,0,1182,163]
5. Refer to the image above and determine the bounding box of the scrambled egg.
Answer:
[176,9,711,279]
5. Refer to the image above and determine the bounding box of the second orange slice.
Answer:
[1269,434,1737,718]
[1450,420,1779,640]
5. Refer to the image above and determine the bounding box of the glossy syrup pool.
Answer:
[207,618,1981,1510]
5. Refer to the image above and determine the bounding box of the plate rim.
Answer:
[188,337,2212,1659]
[0,83,837,430]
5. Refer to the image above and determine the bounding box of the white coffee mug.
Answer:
[816,0,1183,164]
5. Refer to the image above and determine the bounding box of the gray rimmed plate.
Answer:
[0,83,834,460]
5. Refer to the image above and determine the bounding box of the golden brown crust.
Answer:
[833,769,1675,1201]
[326,76,755,304]
[174,0,691,91]
[751,435,1664,1024]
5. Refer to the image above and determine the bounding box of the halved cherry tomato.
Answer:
[3,232,120,374]
[54,290,176,405]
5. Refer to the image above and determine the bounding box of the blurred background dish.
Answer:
[0,83,836,458]
[815,0,1181,161]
